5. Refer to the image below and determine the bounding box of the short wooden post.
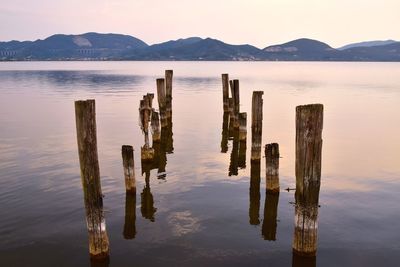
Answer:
[262,191,279,241]
[75,99,109,261]
[222,74,230,112]
[251,91,263,161]
[151,111,161,143]
[123,193,136,239]
[165,70,173,119]
[249,160,261,225]
[157,78,167,128]
[139,99,154,161]
[239,112,247,141]
[122,145,136,194]
[265,143,280,193]
[293,104,323,257]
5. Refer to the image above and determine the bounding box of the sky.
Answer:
[0,0,399,48]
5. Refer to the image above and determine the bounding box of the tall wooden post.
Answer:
[151,111,161,143]
[165,70,173,119]
[222,74,230,112]
[249,160,261,225]
[251,91,263,161]
[265,143,280,193]
[229,79,240,128]
[293,104,323,257]
[228,98,235,137]
[75,99,109,261]
[122,145,136,194]
[157,78,167,128]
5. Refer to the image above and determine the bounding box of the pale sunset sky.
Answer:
[0,0,398,48]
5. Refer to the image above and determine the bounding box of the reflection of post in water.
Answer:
[251,91,263,161]
[141,163,157,222]
[74,99,109,262]
[293,104,323,257]
[221,112,229,153]
[262,191,279,241]
[292,252,316,267]
[262,143,280,240]
[123,192,136,239]
[228,129,239,176]
[249,160,261,225]
[121,145,136,239]
[238,112,247,169]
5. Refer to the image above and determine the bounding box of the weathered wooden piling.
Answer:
[165,70,173,119]
[74,99,109,261]
[249,160,261,225]
[292,253,316,267]
[151,111,161,143]
[239,112,247,141]
[139,99,154,161]
[221,112,230,153]
[156,78,168,127]
[122,145,136,194]
[251,91,264,161]
[228,98,235,138]
[123,192,136,239]
[265,143,280,193]
[292,104,323,257]
[229,79,240,128]
[222,74,230,112]
[262,191,279,241]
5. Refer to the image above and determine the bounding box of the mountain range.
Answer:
[0,32,399,61]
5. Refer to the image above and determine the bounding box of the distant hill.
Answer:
[123,38,263,60]
[338,40,398,50]
[0,32,148,60]
[1,33,399,61]
[262,38,343,61]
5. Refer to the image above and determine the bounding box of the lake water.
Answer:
[0,61,399,267]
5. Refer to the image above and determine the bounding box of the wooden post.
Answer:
[75,99,109,261]
[249,160,261,225]
[123,193,136,239]
[157,78,167,127]
[221,112,229,153]
[262,191,279,241]
[239,112,247,141]
[165,70,173,119]
[139,99,154,161]
[265,143,280,193]
[151,111,161,143]
[293,104,323,257]
[222,74,229,112]
[122,145,136,194]
[229,79,240,128]
[251,91,263,161]
[228,98,235,138]
[292,253,316,267]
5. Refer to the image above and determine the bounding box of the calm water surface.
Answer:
[0,62,399,266]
